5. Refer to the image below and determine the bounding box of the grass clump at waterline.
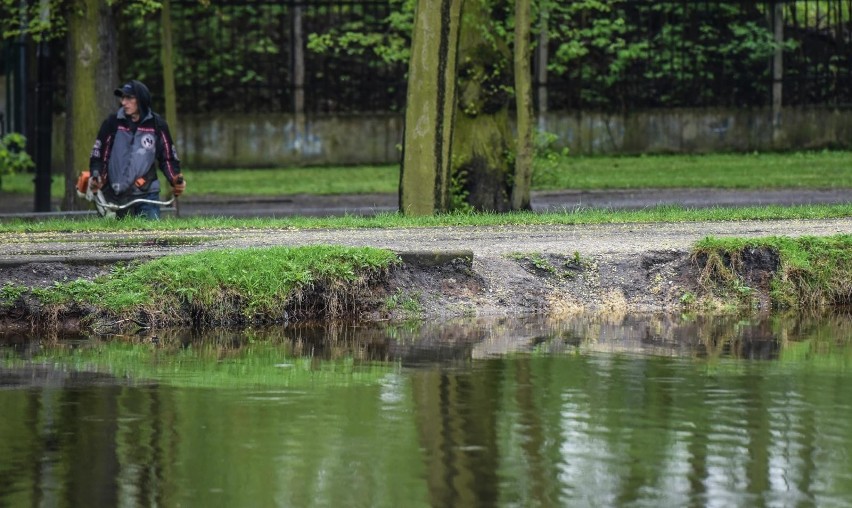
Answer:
[693,234,852,309]
[13,245,399,328]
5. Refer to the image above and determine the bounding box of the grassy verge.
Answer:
[2,203,852,234]
[693,234,852,309]
[4,151,851,196]
[2,246,400,327]
[533,150,852,190]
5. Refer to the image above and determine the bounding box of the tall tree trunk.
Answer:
[63,0,117,210]
[400,0,464,216]
[511,0,533,211]
[452,0,514,212]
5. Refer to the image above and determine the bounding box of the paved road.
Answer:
[2,188,851,219]
[3,218,851,267]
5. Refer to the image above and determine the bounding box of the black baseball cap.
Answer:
[114,82,134,98]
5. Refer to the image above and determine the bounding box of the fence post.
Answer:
[535,6,548,132]
[34,39,53,212]
[161,0,178,134]
[291,1,306,152]
[771,1,784,145]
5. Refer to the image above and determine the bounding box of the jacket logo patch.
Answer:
[140,134,156,151]
[91,139,102,158]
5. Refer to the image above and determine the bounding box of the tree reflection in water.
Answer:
[1,310,851,506]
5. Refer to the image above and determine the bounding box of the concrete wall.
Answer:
[51,106,851,170]
[179,113,405,168]
[545,107,852,155]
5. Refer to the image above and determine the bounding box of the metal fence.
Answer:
[543,0,852,111]
[118,0,852,114]
[121,0,406,115]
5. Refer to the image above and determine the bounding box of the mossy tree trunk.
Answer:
[63,0,117,210]
[451,0,514,212]
[511,0,533,211]
[400,0,464,216]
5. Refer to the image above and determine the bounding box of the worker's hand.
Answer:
[172,177,186,197]
[88,174,103,192]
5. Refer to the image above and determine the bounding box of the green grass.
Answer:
[533,150,852,190]
[2,203,852,234]
[694,234,852,308]
[16,245,399,324]
[4,151,851,197]
[1,164,399,196]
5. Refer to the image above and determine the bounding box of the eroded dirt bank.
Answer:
[2,217,850,332]
[0,248,759,333]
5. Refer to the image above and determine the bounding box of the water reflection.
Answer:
[1,311,852,507]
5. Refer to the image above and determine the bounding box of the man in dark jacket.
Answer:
[88,80,185,219]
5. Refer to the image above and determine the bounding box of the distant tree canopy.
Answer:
[4,0,848,115]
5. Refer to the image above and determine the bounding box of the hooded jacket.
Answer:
[89,80,181,202]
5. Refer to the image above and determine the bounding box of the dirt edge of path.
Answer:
[0,248,765,334]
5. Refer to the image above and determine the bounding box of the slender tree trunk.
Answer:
[400,0,464,215]
[63,0,117,210]
[511,0,533,211]
[452,0,514,212]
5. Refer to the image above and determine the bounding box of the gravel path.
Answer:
[2,217,851,267]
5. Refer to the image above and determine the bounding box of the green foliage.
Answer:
[518,252,556,273]
[384,289,421,315]
[449,167,474,213]
[0,0,163,42]
[0,282,26,307]
[530,130,570,185]
[0,133,33,177]
[307,0,415,66]
[0,133,33,190]
[0,0,66,41]
[52,0,844,115]
[543,0,797,108]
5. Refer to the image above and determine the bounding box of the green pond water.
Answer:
[1,313,852,507]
